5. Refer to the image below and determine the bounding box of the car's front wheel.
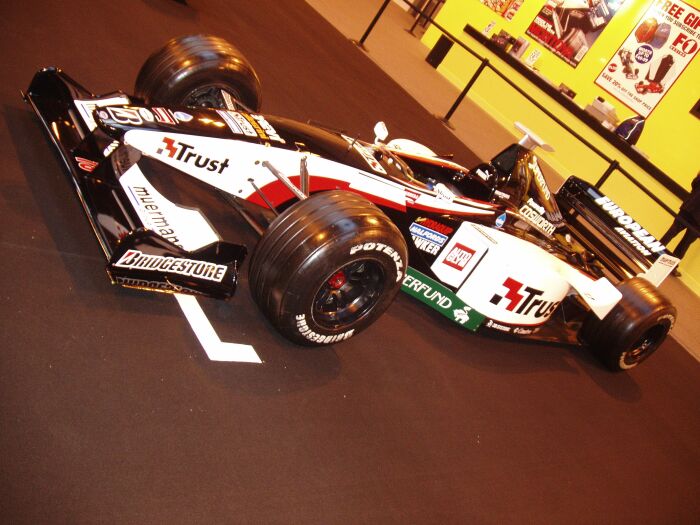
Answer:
[248,191,407,345]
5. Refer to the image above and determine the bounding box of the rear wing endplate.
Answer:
[556,176,678,283]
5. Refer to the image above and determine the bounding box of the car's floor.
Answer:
[1,1,699,523]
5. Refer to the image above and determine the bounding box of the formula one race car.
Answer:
[24,35,678,371]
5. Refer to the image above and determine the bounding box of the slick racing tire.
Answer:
[134,34,262,111]
[580,277,676,371]
[249,190,407,346]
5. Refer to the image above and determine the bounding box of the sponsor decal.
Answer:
[489,277,560,319]
[350,242,404,281]
[342,135,387,174]
[402,267,485,330]
[453,306,474,325]
[434,183,455,201]
[495,212,507,228]
[220,90,237,110]
[173,111,193,123]
[75,156,98,173]
[214,111,284,142]
[138,108,155,122]
[416,218,454,235]
[295,314,354,343]
[233,112,285,143]
[485,319,511,332]
[114,250,227,282]
[405,188,421,205]
[115,276,204,295]
[410,222,448,256]
[152,107,176,125]
[642,252,679,286]
[442,243,476,271]
[528,157,551,200]
[106,106,143,126]
[519,203,556,236]
[126,185,181,247]
[250,114,285,143]
[494,189,511,200]
[484,319,538,334]
[526,197,544,215]
[156,137,230,174]
[73,96,131,131]
[120,165,220,251]
[216,110,258,137]
[430,223,489,288]
[103,140,119,157]
[591,193,665,255]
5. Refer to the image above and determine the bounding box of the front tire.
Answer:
[580,277,676,371]
[134,34,262,111]
[249,191,407,346]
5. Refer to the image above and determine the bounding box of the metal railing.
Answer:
[353,0,699,243]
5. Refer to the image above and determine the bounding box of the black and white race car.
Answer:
[24,35,679,371]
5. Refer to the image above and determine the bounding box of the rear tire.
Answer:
[134,34,262,111]
[580,277,676,371]
[249,191,407,346]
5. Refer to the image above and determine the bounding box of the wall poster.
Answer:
[595,0,700,117]
[480,0,526,20]
[526,0,625,67]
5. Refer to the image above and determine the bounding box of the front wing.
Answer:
[24,68,246,299]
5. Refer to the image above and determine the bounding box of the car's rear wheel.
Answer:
[580,277,676,371]
[134,34,262,111]
[249,191,407,345]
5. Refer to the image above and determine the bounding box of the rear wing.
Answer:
[556,176,677,283]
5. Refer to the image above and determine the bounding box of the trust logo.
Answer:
[490,277,560,319]
[156,137,230,174]
[157,137,179,158]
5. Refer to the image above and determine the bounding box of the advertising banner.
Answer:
[480,0,525,20]
[595,0,700,117]
[526,0,624,67]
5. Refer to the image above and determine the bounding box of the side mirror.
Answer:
[374,121,388,144]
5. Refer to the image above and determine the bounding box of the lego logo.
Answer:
[442,243,475,270]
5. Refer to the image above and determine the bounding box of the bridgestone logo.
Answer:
[350,242,404,282]
[295,314,354,343]
[114,250,227,282]
[115,276,203,295]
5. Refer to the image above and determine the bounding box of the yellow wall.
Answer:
[422,0,700,293]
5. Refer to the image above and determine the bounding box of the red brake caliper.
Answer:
[328,270,346,289]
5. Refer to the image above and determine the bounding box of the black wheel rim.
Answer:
[182,85,243,110]
[622,324,667,367]
[312,260,385,330]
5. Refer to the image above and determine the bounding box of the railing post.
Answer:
[353,0,392,49]
[596,160,620,189]
[441,58,489,126]
[407,0,440,36]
